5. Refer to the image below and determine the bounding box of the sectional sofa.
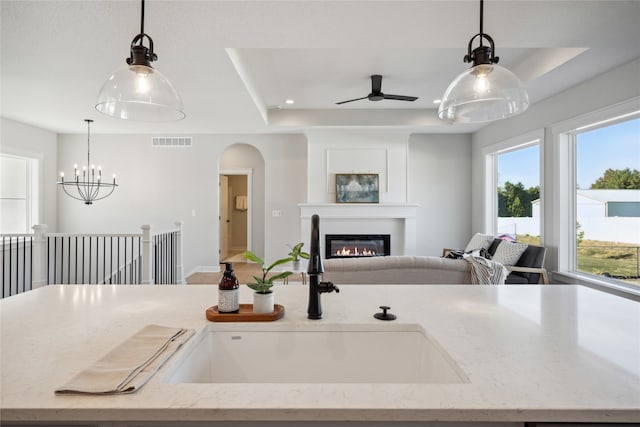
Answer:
[322,235,548,285]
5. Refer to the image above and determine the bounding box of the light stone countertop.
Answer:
[1,284,639,425]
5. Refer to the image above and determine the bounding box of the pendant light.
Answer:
[57,120,118,205]
[438,0,529,123]
[95,0,185,121]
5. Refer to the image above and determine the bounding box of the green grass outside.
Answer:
[516,235,640,287]
[577,240,640,286]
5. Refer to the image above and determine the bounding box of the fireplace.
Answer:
[325,234,391,259]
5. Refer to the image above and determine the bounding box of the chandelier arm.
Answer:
[89,180,101,202]
[77,181,90,202]
[61,183,86,202]
[87,182,99,203]
[93,185,118,202]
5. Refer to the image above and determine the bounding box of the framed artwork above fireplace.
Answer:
[335,173,379,203]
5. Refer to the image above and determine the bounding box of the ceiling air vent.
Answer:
[152,137,192,148]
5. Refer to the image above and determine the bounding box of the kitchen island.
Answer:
[1,284,638,426]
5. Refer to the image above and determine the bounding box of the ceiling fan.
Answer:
[336,75,418,105]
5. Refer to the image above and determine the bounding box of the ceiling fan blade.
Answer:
[371,75,383,94]
[382,94,418,102]
[336,96,369,105]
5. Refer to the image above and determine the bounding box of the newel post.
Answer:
[141,224,153,284]
[31,224,48,289]
[174,220,185,284]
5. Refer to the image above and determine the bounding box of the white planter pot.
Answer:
[253,291,275,314]
[291,259,301,272]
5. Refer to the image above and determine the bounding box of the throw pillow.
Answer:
[492,241,528,266]
[464,233,494,252]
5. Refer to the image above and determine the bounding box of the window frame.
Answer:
[551,97,640,295]
[0,152,40,234]
[482,130,544,240]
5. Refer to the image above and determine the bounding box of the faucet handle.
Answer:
[319,281,339,293]
[374,305,396,321]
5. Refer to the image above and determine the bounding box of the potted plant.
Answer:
[243,250,293,313]
[287,242,310,271]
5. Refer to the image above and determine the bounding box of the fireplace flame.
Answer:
[335,246,376,257]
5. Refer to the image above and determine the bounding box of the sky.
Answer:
[576,117,640,189]
[497,144,540,189]
[497,117,640,189]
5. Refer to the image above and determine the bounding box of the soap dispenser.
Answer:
[218,262,239,313]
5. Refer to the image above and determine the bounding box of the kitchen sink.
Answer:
[163,323,469,384]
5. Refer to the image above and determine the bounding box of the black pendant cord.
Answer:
[479,0,484,47]
[139,0,145,43]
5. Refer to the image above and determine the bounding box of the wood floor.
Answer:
[186,261,263,285]
[187,261,307,285]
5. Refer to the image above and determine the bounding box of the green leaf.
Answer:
[266,257,294,272]
[270,271,293,282]
[243,250,264,267]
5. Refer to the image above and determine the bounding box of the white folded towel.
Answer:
[235,195,247,210]
[55,324,194,395]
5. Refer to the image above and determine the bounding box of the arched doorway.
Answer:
[219,144,265,262]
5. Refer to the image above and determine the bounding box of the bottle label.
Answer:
[218,289,239,313]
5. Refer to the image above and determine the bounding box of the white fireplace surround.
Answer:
[299,203,419,257]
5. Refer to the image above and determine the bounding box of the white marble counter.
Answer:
[1,284,639,425]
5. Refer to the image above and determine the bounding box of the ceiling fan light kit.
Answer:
[438,0,529,123]
[95,0,185,122]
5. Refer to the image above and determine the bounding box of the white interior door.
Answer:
[220,175,230,260]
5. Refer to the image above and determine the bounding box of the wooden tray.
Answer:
[206,304,285,322]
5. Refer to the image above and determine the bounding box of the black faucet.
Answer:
[307,214,339,319]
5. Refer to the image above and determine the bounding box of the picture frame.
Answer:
[335,173,379,203]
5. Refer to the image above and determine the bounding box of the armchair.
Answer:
[443,240,549,284]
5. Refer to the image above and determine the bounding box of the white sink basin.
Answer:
[164,323,469,384]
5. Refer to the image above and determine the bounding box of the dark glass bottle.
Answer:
[218,262,239,313]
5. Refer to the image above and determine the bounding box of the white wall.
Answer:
[1,117,58,232]
[408,134,472,255]
[303,130,471,257]
[470,58,640,272]
[306,130,409,203]
[56,133,307,276]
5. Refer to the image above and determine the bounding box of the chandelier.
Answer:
[57,120,118,205]
[438,0,529,123]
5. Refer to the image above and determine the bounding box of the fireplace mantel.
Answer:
[298,203,419,256]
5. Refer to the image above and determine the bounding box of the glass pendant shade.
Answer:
[438,63,529,123]
[96,64,185,122]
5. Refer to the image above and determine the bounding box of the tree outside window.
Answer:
[496,144,541,245]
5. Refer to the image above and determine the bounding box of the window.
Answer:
[496,144,541,245]
[484,132,542,245]
[0,154,39,233]
[573,117,640,287]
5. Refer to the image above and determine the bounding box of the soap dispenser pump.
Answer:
[218,262,239,313]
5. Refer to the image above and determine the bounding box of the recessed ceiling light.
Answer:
[433,99,442,104]
[285,99,295,105]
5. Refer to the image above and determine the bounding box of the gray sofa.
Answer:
[322,244,548,285]
[323,256,471,285]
